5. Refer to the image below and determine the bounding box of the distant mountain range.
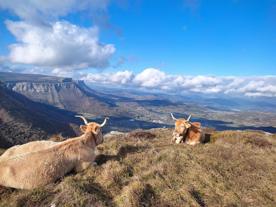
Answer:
[0,71,275,147]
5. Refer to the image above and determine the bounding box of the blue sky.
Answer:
[102,0,276,75]
[0,0,275,97]
[0,0,275,76]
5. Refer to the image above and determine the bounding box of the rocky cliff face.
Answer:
[3,79,112,116]
[5,81,82,109]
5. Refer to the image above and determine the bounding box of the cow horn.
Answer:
[187,114,192,121]
[170,113,177,121]
[100,117,109,127]
[75,115,88,125]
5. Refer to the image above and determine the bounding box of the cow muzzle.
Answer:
[172,131,184,144]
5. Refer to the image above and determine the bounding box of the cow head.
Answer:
[76,115,108,145]
[171,113,192,143]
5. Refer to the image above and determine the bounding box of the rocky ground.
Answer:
[0,129,275,207]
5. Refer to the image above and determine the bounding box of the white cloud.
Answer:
[237,79,276,97]
[84,70,133,85]
[110,70,134,84]
[133,68,167,88]
[6,20,115,69]
[82,68,276,97]
[0,0,109,23]
[0,0,115,71]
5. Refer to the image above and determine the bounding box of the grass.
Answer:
[0,129,276,207]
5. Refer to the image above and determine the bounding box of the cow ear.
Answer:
[80,125,87,132]
[92,126,100,135]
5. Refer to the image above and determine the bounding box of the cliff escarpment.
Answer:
[1,72,112,115]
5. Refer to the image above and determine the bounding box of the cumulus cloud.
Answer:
[0,0,115,71]
[84,70,133,85]
[110,70,133,84]
[6,20,115,69]
[0,0,109,23]
[133,68,167,88]
[236,79,276,97]
[82,68,276,97]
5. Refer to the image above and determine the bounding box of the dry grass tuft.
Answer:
[96,161,133,191]
[1,129,276,206]
[115,180,155,207]
[245,137,273,148]
[128,131,156,140]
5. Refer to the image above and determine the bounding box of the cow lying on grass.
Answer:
[0,141,57,162]
[0,115,108,190]
[171,113,202,145]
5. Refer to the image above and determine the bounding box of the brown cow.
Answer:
[0,115,108,189]
[171,113,202,145]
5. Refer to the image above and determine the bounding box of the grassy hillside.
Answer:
[0,129,275,207]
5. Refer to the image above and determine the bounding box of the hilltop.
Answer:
[0,129,275,207]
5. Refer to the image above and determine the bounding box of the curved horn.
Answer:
[187,114,192,122]
[170,113,177,121]
[100,117,109,127]
[75,115,88,125]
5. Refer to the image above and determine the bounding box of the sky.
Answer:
[0,0,276,97]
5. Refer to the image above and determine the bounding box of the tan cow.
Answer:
[0,115,108,189]
[0,141,57,162]
[171,113,202,145]
[0,115,88,161]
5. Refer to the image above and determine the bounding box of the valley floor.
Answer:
[0,129,276,207]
